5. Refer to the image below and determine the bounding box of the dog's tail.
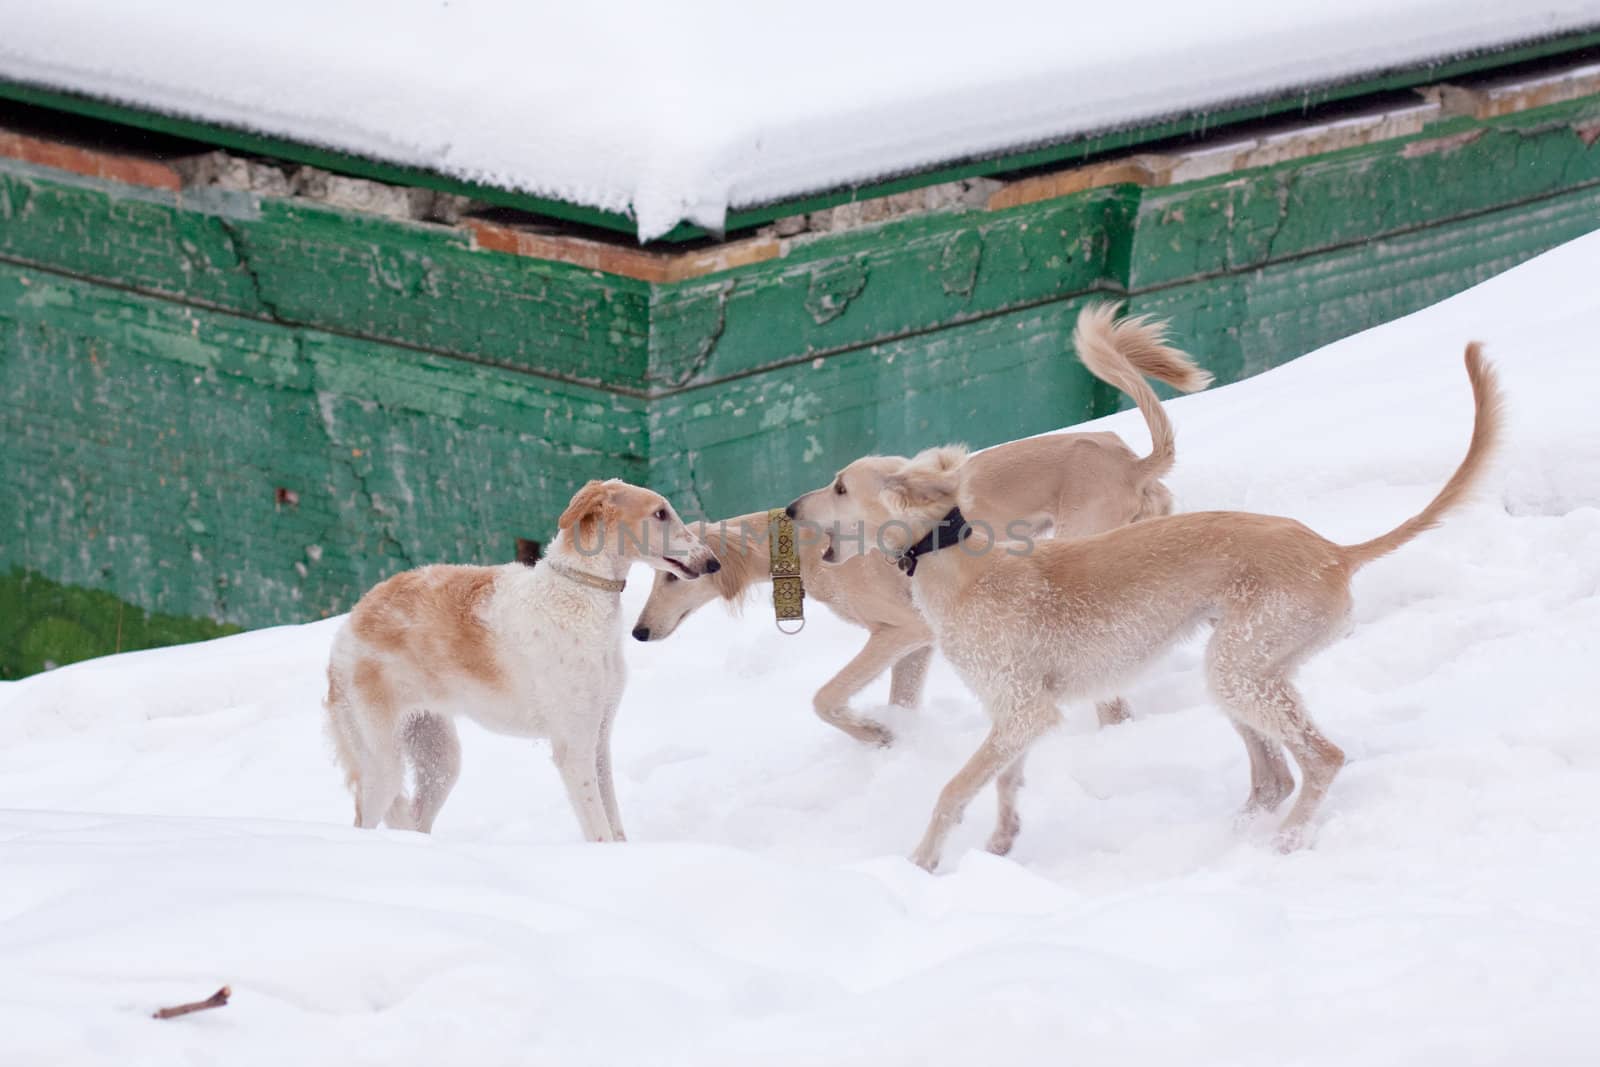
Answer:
[1073,302,1212,482]
[324,665,363,802]
[1340,343,1503,570]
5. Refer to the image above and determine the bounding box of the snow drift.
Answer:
[2,231,1599,1063]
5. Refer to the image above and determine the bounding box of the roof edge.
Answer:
[2,24,1598,244]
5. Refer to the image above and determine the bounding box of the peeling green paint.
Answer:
[0,262,647,667]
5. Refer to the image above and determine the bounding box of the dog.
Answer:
[631,303,1211,745]
[791,336,1501,870]
[632,512,934,745]
[324,478,719,841]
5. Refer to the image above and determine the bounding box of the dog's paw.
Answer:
[1231,807,1266,834]
[1094,697,1131,727]
[1273,824,1312,853]
[849,719,895,748]
[986,813,1021,856]
[1233,800,1283,834]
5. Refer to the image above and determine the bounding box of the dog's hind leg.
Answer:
[911,694,1059,871]
[1266,685,1344,850]
[888,645,933,710]
[1230,720,1295,819]
[402,712,461,833]
[1207,606,1345,848]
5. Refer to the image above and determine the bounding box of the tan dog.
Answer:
[633,512,934,745]
[793,341,1501,870]
[325,479,718,840]
[632,303,1211,745]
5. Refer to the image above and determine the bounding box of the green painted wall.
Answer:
[3,88,1600,675]
[648,98,1600,516]
[0,166,651,387]
[0,261,646,673]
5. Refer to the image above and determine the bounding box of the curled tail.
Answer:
[1073,302,1212,482]
[1341,342,1503,569]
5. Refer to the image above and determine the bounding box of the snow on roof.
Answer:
[1,0,1596,239]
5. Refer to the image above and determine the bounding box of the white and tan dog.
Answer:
[794,335,1501,870]
[325,479,718,841]
[631,303,1211,745]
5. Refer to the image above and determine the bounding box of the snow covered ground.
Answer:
[2,1,1597,237]
[4,230,1600,1064]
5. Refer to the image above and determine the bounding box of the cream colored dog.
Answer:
[325,479,718,840]
[792,338,1501,870]
[631,303,1211,745]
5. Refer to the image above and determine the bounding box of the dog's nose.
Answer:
[704,557,721,574]
[785,501,799,519]
[631,625,651,642]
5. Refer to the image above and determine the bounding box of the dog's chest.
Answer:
[506,597,622,677]
[911,572,1053,677]
[473,573,626,735]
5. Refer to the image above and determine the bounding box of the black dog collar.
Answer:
[896,507,972,576]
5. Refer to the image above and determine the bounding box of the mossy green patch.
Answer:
[0,569,240,679]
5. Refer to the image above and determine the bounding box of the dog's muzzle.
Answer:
[631,625,651,641]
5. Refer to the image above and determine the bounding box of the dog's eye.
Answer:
[834,481,846,495]
[654,507,668,521]
[664,573,678,583]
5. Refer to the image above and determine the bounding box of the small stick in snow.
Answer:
[152,986,231,1020]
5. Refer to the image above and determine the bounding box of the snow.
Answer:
[5,230,1600,1063]
[2,2,1597,239]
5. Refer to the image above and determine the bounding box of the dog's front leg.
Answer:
[888,644,934,710]
[813,628,926,746]
[595,697,626,842]
[986,753,1028,857]
[910,701,1057,872]
[551,733,618,843]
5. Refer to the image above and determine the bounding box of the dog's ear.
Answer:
[880,445,967,512]
[558,480,618,542]
[881,464,961,514]
[908,444,969,473]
